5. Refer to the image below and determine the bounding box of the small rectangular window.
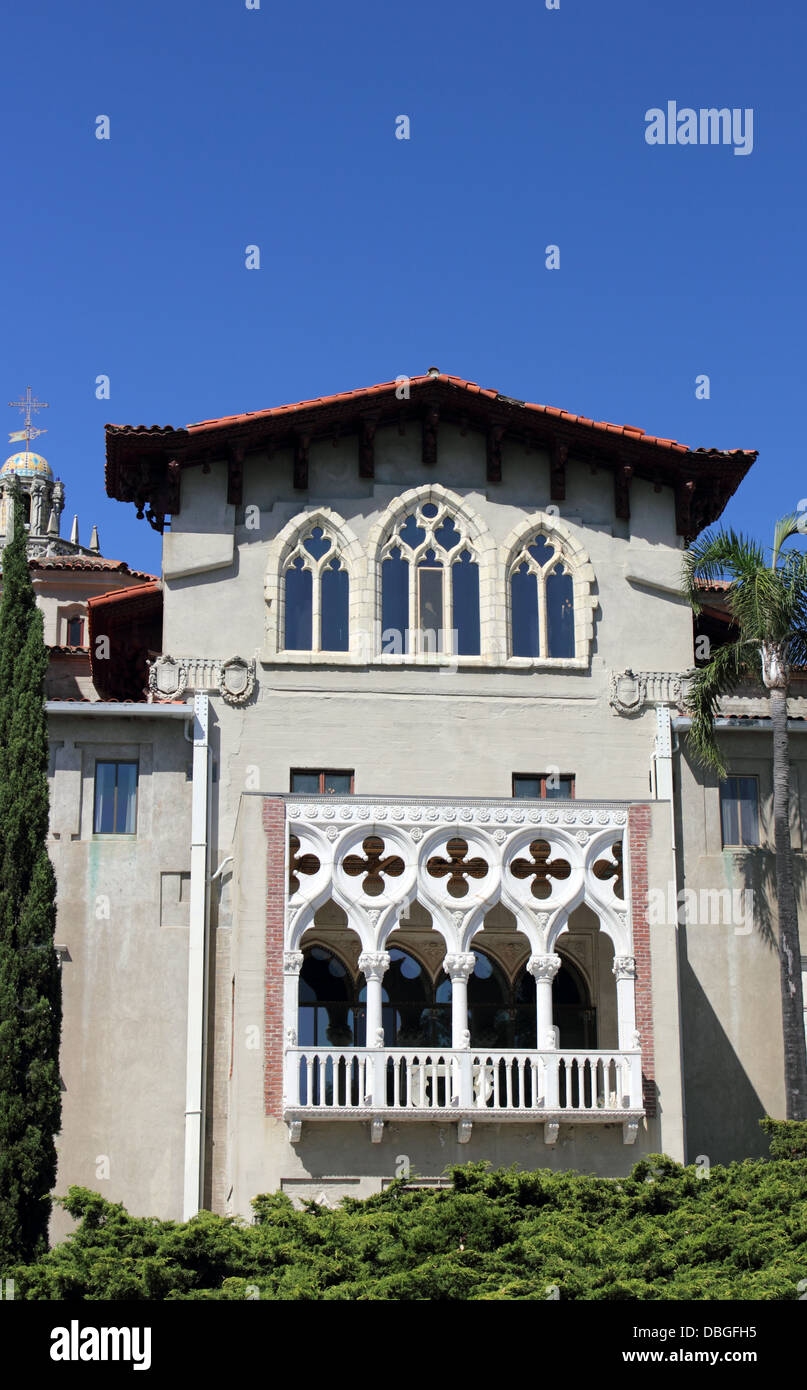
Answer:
[94,761,138,834]
[291,769,354,795]
[720,776,759,847]
[513,773,575,800]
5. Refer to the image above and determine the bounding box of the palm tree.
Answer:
[682,517,807,1121]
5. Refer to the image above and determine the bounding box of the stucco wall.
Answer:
[48,713,192,1235]
[675,729,807,1164]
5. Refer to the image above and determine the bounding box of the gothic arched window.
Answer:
[380,501,480,656]
[283,525,349,652]
[509,533,575,659]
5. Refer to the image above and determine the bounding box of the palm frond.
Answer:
[681,528,766,611]
[772,512,805,568]
[684,639,758,776]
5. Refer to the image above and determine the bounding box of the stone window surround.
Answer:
[57,602,87,648]
[261,487,597,669]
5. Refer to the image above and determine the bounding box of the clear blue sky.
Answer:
[2,0,804,575]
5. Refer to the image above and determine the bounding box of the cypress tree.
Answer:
[0,481,62,1266]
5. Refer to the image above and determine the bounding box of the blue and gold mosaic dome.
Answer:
[1,450,53,480]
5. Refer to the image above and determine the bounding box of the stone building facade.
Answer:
[42,371,807,1228]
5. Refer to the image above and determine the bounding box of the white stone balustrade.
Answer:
[285,1046,643,1145]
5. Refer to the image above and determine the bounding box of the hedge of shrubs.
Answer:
[6,1120,807,1300]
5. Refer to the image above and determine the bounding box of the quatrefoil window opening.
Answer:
[425,837,489,899]
[509,532,575,660]
[284,526,349,653]
[289,834,321,895]
[509,839,572,900]
[593,842,624,899]
[342,836,405,897]
[381,502,480,657]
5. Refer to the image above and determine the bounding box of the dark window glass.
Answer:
[322,772,352,795]
[290,771,321,794]
[513,774,575,800]
[303,526,331,561]
[320,559,349,651]
[452,550,480,655]
[511,564,540,657]
[417,558,443,653]
[546,565,574,658]
[398,514,426,549]
[298,947,357,1046]
[285,558,312,650]
[467,950,510,1048]
[720,776,759,846]
[528,536,555,567]
[434,515,461,552]
[94,761,138,834]
[381,547,408,652]
[545,776,575,800]
[291,770,354,795]
[67,616,84,646]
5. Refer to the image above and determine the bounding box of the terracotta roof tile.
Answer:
[31,556,157,582]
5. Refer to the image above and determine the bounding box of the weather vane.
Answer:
[8,385,48,454]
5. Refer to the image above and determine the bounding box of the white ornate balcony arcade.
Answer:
[282,795,644,1145]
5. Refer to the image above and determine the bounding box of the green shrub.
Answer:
[760,1116,807,1159]
[4,1155,807,1300]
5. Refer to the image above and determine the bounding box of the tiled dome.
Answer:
[1,450,53,480]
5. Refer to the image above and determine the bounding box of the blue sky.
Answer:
[2,0,804,574]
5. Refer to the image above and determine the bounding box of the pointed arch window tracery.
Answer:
[509,531,575,659]
[283,524,350,652]
[380,499,480,656]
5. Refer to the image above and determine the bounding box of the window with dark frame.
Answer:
[93,761,138,834]
[291,769,354,796]
[67,616,84,646]
[720,775,760,847]
[513,773,575,800]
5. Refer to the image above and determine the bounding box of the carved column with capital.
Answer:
[529,953,562,1109]
[528,953,562,1048]
[283,950,305,1104]
[358,951,390,1048]
[443,953,476,1049]
[612,954,638,1052]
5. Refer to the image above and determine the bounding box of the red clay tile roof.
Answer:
[105,370,757,539]
[31,556,157,582]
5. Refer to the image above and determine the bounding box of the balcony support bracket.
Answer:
[370,1119,384,1143]
[544,1120,560,1146]
[622,1118,640,1145]
[288,1120,302,1144]
[457,1120,473,1144]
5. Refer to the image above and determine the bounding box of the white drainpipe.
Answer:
[653,703,687,1155]
[183,692,210,1220]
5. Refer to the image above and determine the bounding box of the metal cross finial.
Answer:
[8,385,48,450]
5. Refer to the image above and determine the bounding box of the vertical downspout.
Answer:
[183,692,210,1220]
[653,703,688,1157]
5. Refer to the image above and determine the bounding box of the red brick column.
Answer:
[628,804,656,1116]
[263,799,286,1117]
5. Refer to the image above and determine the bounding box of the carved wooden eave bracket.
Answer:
[614,460,634,521]
[226,444,245,507]
[105,378,756,535]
